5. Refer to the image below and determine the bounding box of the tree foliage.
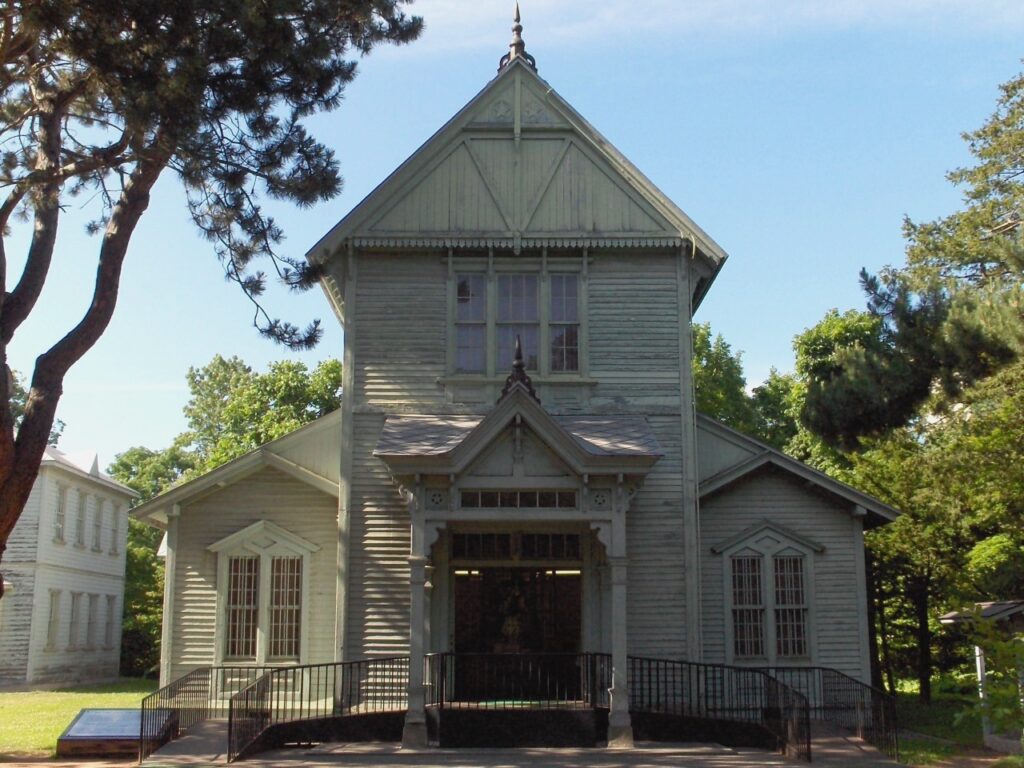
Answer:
[692,322,759,434]
[800,66,1024,447]
[0,0,421,597]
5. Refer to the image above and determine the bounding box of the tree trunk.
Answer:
[865,550,884,691]
[0,144,168,599]
[877,569,895,694]
[907,573,933,703]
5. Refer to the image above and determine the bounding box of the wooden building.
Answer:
[134,18,898,749]
[0,447,135,687]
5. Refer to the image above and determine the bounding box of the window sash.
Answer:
[269,556,302,660]
[105,595,117,648]
[46,591,61,649]
[92,500,103,551]
[86,594,98,648]
[54,488,66,542]
[69,592,82,649]
[773,556,808,657]
[75,496,86,546]
[731,556,765,658]
[226,556,260,659]
[456,275,486,373]
[110,507,119,555]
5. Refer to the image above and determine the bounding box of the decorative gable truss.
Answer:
[308,59,727,310]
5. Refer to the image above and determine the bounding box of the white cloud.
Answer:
[400,0,1024,53]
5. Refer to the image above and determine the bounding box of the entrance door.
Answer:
[453,568,582,654]
[451,568,583,704]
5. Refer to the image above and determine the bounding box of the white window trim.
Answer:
[208,520,319,666]
[53,484,66,544]
[715,522,821,667]
[45,589,61,651]
[446,254,589,381]
[109,504,121,556]
[74,490,86,548]
[92,496,104,552]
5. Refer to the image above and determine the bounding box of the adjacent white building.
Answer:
[0,446,136,687]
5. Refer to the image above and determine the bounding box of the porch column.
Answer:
[402,554,429,747]
[608,556,633,747]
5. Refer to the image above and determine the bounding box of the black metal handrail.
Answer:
[425,652,612,710]
[628,656,812,761]
[759,666,899,760]
[226,656,409,762]
[139,665,276,762]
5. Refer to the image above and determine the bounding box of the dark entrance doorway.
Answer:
[450,568,584,706]
[453,568,581,654]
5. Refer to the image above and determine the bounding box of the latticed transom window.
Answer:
[456,274,486,373]
[226,556,260,659]
[549,274,579,372]
[269,556,302,659]
[497,274,539,370]
[773,555,807,657]
[731,555,765,658]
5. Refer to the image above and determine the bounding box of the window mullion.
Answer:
[540,249,550,376]
[764,557,777,665]
[257,553,271,663]
[486,250,496,378]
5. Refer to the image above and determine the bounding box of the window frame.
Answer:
[46,589,61,650]
[92,496,104,552]
[209,520,319,666]
[718,525,818,666]
[53,484,66,543]
[447,254,587,381]
[74,491,86,548]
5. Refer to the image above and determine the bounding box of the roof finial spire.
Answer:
[498,2,537,72]
[498,334,541,404]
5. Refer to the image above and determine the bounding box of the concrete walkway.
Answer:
[141,720,901,767]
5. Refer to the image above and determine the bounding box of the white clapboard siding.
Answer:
[170,467,338,680]
[0,566,35,684]
[699,468,866,681]
[626,415,687,659]
[6,482,41,563]
[346,412,411,658]
[27,567,124,684]
[588,253,681,407]
[354,253,447,408]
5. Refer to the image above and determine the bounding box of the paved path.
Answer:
[137,720,900,768]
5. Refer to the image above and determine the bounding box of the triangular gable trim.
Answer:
[710,519,825,555]
[307,59,726,273]
[208,519,321,554]
[696,414,899,528]
[131,411,342,528]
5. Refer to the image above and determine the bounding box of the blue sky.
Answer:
[6,0,1024,464]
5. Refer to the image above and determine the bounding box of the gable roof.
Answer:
[940,600,1024,625]
[41,446,138,498]
[307,58,727,310]
[696,414,899,529]
[131,410,342,529]
[374,384,662,477]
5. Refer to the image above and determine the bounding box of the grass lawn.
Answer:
[896,688,989,765]
[0,678,157,757]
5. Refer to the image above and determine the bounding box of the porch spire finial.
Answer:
[498,2,537,72]
[498,335,541,404]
